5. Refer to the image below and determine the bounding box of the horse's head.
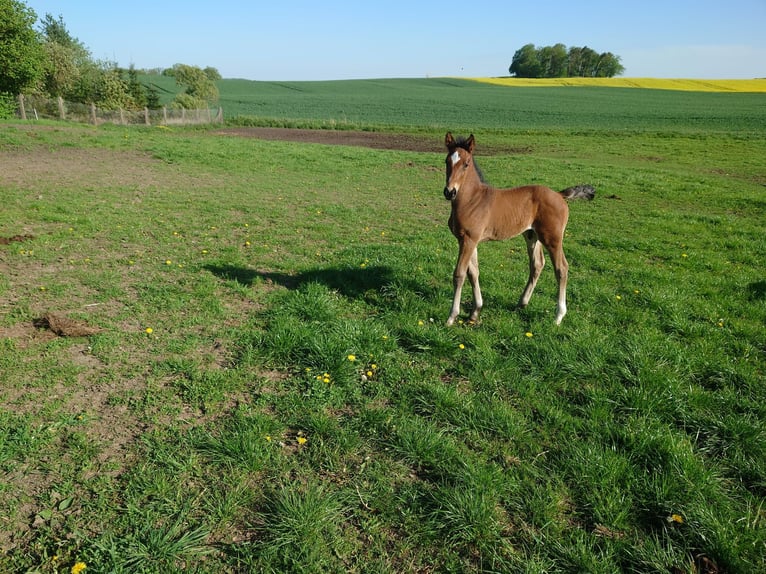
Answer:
[444,132,475,201]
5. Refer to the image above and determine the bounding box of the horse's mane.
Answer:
[453,135,488,184]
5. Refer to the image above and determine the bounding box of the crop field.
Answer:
[1,81,765,573]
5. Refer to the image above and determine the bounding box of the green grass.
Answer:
[1,82,765,573]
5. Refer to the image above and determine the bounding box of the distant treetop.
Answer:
[509,43,625,78]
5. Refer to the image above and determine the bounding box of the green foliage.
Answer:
[510,43,625,78]
[168,63,219,109]
[0,0,46,94]
[0,92,17,119]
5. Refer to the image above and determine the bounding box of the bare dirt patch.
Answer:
[213,127,532,156]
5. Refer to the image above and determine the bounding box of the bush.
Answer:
[0,93,17,119]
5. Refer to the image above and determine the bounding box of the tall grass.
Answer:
[1,83,764,572]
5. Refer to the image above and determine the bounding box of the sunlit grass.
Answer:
[1,90,765,573]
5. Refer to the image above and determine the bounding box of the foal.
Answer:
[443,132,594,326]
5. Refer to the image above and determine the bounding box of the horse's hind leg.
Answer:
[518,230,545,309]
[547,242,569,325]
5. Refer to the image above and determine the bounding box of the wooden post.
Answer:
[119,108,125,125]
[57,96,65,120]
[162,106,167,124]
[90,103,97,125]
[216,107,223,123]
[144,107,150,125]
[18,95,26,120]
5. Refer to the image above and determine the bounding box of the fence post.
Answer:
[217,107,223,123]
[57,96,65,120]
[162,106,167,124]
[90,103,97,125]
[144,107,150,125]
[18,95,26,120]
[119,108,125,125]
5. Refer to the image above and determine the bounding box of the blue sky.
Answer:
[23,0,766,80]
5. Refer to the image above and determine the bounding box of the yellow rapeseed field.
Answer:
[470,77,766,93]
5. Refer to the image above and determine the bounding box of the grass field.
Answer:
[1,80,765,573]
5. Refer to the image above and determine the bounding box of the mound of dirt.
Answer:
[0,234,34,245]
[34,313,102,337]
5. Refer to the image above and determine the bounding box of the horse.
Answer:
[443,132,594,326]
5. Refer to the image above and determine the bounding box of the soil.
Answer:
[213,127,530,155]
[214,127,442,153]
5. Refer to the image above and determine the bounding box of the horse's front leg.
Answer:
[467,247,482,323]
[447,239,480,326]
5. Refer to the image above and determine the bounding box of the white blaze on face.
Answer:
[450,151,461,166]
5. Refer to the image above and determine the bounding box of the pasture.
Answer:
[1,81,765,573]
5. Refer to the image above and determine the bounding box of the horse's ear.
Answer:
[445,132,454,148]
[466,134,475,152]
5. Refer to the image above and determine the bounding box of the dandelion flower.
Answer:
[418,320,424,326]
[347,354,356,362]
[458,343,465,350]
[71,563,87,574]
[145,327,154,334]
[297,436,307,445]
[165,260,172,265]
[667,514,684,524]
[525,332,533,338]
[616,295,622,300]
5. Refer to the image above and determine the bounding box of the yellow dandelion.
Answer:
[681,253,688,258]
[371,364,377,370]
[297,436,307,445]
[71,562,87,574]
[418,320,424,326]
[616,295,622,300]
[667,514,684,524]
[347,354,356,361]
[525,332,533,338]
[145,327,154,334]
[265,435,271,441]
[165,259,172,265]
[458,343,465,350]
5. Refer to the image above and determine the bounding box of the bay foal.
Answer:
[443,132,594,326]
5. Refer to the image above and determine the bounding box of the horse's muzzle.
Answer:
[444,187,457,201]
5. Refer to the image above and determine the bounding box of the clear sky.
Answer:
[22,0,766,80]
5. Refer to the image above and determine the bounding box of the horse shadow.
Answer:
[204,263,406,300]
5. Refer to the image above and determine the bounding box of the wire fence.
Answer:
[15,95,223,126]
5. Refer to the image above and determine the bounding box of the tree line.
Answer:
[509,43,625,78]
[0,0,220,118]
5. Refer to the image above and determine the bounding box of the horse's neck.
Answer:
[459,181,492,204]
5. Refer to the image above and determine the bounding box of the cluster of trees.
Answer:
[509,43,625,78]
[0,0,220,117]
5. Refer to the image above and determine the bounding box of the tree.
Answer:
[169,63,219,108]
[0,0,46,95]
[539,43,568,78]
[509,44,541,78]
[510,43,624,78]
[595,52,625,78]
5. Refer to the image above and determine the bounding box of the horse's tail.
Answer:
[560,184,596,201]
